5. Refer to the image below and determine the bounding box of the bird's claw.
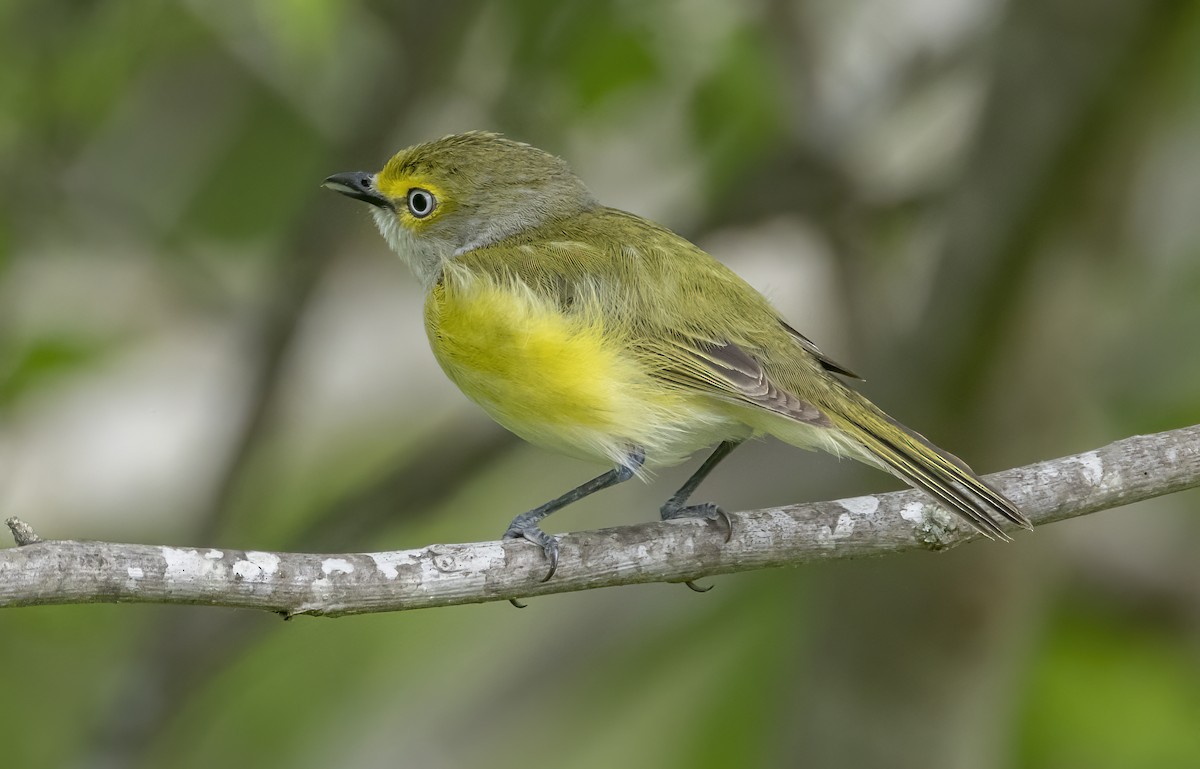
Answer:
[662,501,733,542]
[503,521,560,580]
[503,520,560,607]
[659,501,731,595]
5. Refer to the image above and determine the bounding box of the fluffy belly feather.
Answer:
[424,270,743,469]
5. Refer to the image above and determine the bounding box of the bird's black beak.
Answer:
[321,171,394,210]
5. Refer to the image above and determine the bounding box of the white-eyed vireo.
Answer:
[324,132,1030,588]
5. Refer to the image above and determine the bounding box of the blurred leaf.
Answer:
[1102,252,1200,434]
[0,607,141,769]
[253,0,347,62]
[176,99,325,244]
[4,3,203,147]
[689,24,786,194]
[672,577,802,769]
[512,1,661,111]
[1019,605,1200,768]
[0,334,115,409]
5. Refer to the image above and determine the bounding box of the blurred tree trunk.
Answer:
[73,4,490,768]
[784,0,1182,766]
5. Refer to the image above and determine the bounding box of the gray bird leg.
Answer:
[504,448,646,597]
[659,439,743,593]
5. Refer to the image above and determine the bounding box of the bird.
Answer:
[323,131,1031,589]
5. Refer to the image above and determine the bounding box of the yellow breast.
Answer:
[423,266,738,468]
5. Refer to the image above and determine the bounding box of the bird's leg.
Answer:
[504,448,645,593]
[661,439,741,533]
[660,439,742,593]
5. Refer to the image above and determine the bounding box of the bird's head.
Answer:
[323,132,597,284]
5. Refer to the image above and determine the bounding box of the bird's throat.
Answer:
[371,207,447,288]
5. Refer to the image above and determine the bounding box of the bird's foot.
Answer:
[660,500,732,593]
[503,515,560,608]
[660,501,733,542]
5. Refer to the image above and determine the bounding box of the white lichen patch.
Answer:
[231,551,280,583]
[1076,451,1104,486]
[900,501,926,524]
[232,561,262,581]
[246,551,279,574]
[161,546,225,581]
[369,551,418,580]
[204,549,223,560]
[322,558,354,576]
[308,559,359,602]
[838,496,880,518]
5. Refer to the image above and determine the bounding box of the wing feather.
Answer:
[669,338,831,425]
[779,320,861,379]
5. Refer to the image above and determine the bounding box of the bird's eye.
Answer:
[406,188,436,218]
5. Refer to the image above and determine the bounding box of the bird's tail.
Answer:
[824,390,1032,540]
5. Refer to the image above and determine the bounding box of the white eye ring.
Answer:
[406,188,436,218]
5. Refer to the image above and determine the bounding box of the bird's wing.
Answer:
[455,210,835,425]
[654,336,831,425]
[778,320,861,380]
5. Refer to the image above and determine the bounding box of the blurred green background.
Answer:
[2,1,1199,767]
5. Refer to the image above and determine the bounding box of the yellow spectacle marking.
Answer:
[374,172,452,229]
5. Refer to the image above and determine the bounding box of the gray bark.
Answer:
[2,425,1197,615]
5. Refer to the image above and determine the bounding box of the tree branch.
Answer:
[3,426,1197,615]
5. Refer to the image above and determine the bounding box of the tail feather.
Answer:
[828,393,1032,539]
